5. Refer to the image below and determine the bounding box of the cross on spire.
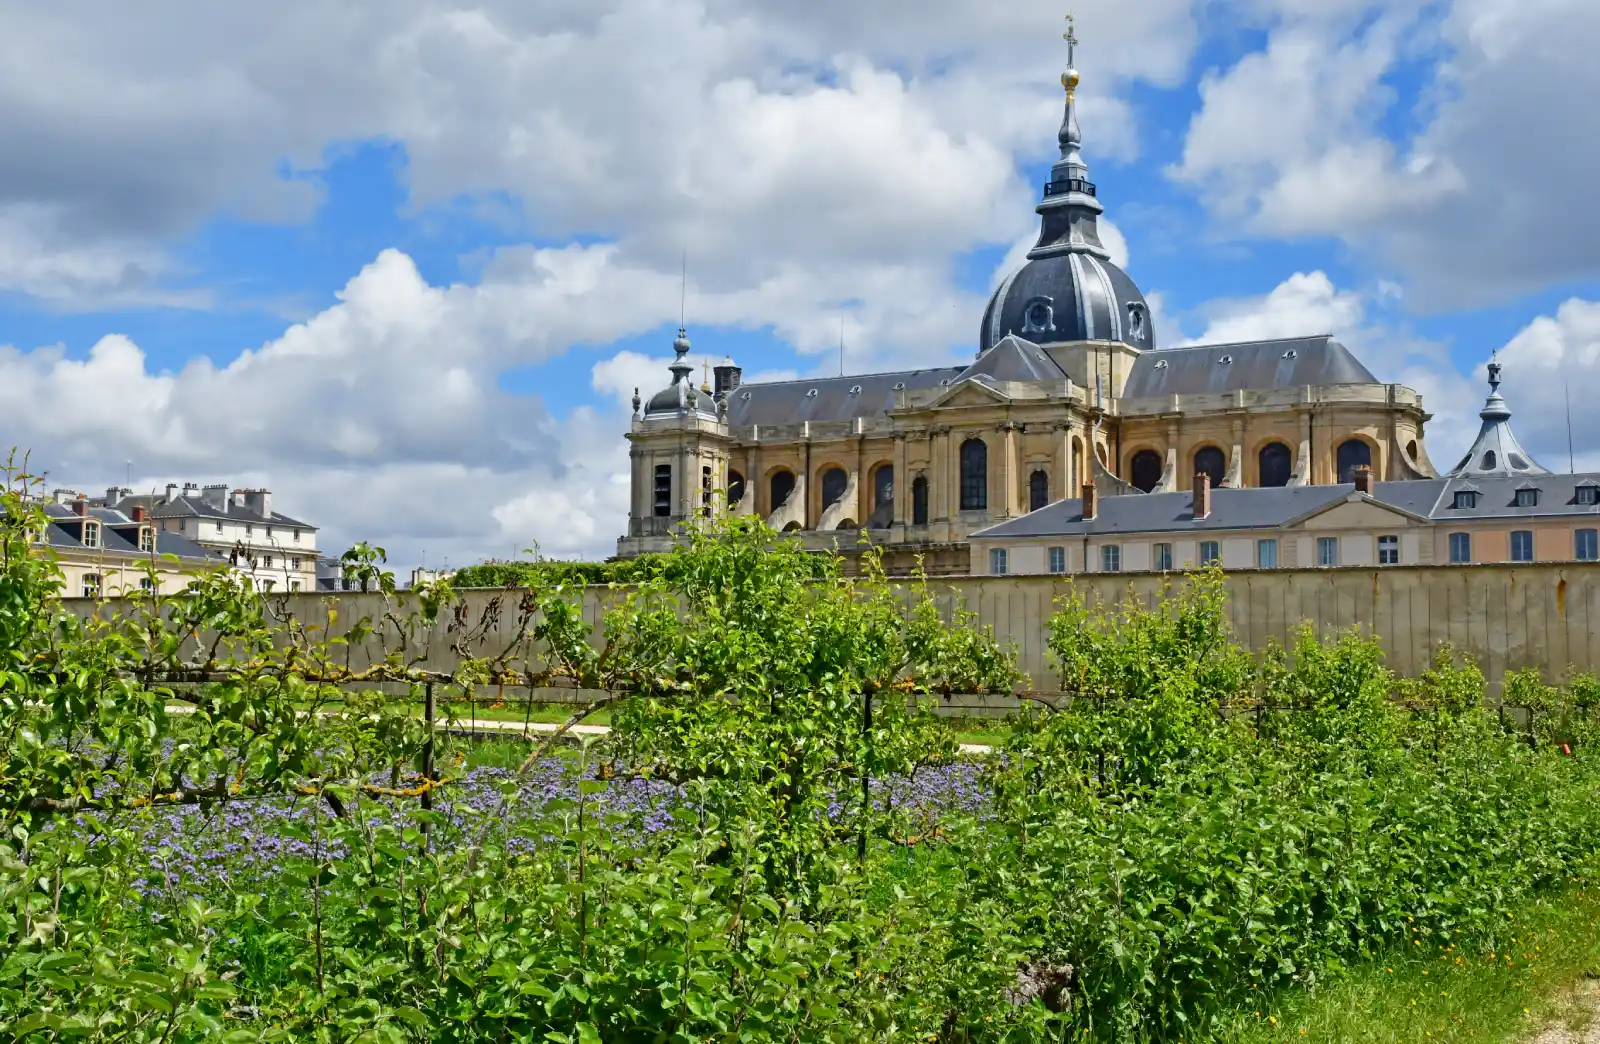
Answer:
[1064,13,1077,67]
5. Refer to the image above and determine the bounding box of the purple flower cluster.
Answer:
[89,756,992,905]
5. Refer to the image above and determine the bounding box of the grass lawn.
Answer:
[1215,871,1600,1043]
[294,697,1014,742]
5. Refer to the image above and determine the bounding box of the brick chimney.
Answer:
[132,506,148,523]
[1193,472,1212,519]
[1081,481,1097,521]
[71,499,88,517]
[165,483,179,504]
[1352,465,1373,495]
[200,483,228,511]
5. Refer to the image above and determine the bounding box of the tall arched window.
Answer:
[770,470,796,510]
[1071,437,1085,491]
[1029,469,1050,512]
[869,465,894,529]
[959,438,988,511]
[820,467,848,509]
[653,464,672,517]
[1336,439,1372,484]
[727,470,746,506]
[1258,442,1292,488]
[1130,450,1163,493]
[911,476,929,526]
[1193,447,1226,489]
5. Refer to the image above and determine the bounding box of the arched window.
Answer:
[1337,439,1372,484]
[873,465,893,512]
[1258,442,1292,488]
[1130,450,1163,493]
[912,476,929,526]
[959,438,988,511]
[652,464,672,517]
[1071,437,1084,491]
[770,470,796,509]
[821,467,848,509]
[1193,446,1226,489]
[1029,469,1050,512]
[869,465,894,529]
[727,470,746,506]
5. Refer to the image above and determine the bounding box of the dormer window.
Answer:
[138,526,154,552]
[1218,355,1233,365]
[82,521,100,549]
[1578,484,1600,506]
[1514,487,1539,508]
[1022,296,1056,336]
[1282,349,1298,359]
[1153,359,1169,369]
[1126,303,1147,342]
[849,385,862,395]
[1453,490,1479,509]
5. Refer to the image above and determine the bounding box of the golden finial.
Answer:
[1061,14,1080,93]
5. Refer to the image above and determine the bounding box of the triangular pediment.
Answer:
[1287,492,1430,530]
[924,377,1013,409]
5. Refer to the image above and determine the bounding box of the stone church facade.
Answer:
[616,35,1438,572]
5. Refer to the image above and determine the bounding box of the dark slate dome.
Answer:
[641,328,719,421]
[979,24,1153,355]
[980,252,1153,354]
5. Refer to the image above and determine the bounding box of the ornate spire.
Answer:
[1448,357,1549,477]
[669,327,693,385]
[1028,14,1109,261]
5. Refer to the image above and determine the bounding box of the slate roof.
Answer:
[972,473,1600,541]
[954,335,1066,384]
[1429,473,1600,521]
[32,505,226,562]
[974,481,1446,540]
[133,495,316,530]
[1121,336,1379,399]
[723,366,962,428]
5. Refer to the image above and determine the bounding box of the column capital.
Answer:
[996,420,1022,433]
[930,424,952,437]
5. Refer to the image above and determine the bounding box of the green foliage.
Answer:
[450,548,833,590]
[3,459,1600,1043]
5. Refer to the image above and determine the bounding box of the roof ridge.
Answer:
[1152,334,1334,354]
[741,364,965,390]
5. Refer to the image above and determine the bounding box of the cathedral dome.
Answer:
[979,21,1153,355]
[980,252,1153,354]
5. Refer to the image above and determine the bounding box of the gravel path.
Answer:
[163,705,994,753]
[1529,982,1600,1044]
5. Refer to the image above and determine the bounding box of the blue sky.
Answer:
[2,0,1598,565]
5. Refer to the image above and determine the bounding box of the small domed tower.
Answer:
[617,327,734,556]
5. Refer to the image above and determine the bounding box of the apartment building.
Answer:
[37,499,227,596]
[103,483,320,593]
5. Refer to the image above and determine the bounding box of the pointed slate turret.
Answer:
[1448,359,1549,477]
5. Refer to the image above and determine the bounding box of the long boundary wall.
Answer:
[68,562,1600,708]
